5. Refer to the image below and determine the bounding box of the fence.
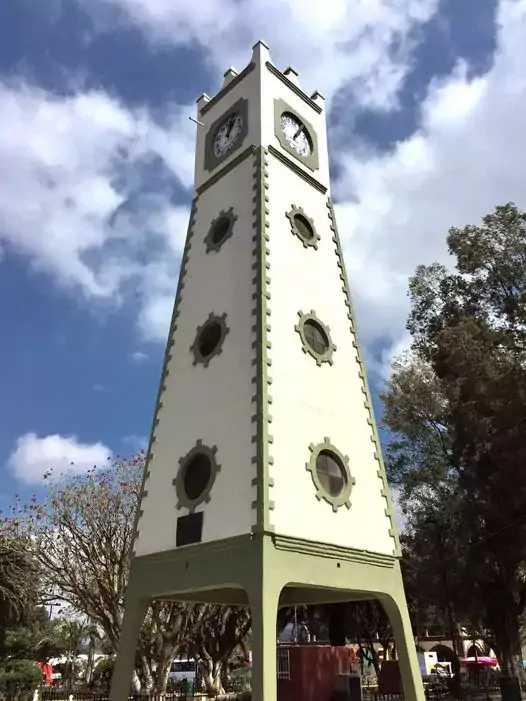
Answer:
[38,690,251,701]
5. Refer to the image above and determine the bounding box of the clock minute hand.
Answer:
[293,124,305,140]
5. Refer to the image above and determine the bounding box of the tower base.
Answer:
[109,534,424,701]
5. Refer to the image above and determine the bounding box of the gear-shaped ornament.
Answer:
[285,205,320,249]
[191,312,230,367]
[173,440,221,513]
[295,310,336,366]
[306,438,355,512]
[205,207,238,253]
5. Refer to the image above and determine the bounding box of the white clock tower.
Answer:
[109,42,425,701]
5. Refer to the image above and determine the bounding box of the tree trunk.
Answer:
[152,650,174,694]
[130,670,141,694]
[492,607,526,688]
[198,658,225,696]
[137,654,154,692]
[85,632,95,684]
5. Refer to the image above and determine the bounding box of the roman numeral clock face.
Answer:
[213,113,243,157]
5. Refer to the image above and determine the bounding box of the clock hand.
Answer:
[293,124,305,140]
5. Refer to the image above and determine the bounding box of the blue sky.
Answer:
[2,0,525,517]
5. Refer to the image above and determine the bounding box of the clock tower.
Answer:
[109,42,425,701]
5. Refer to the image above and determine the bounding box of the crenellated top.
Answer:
[197,40,324,117]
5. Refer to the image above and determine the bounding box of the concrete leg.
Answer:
[249,584,281,701]
[108,596,149,701]
[381,593,425,701]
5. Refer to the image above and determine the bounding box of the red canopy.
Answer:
[461,656,498,667]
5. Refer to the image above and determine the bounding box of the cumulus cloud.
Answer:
[84,0,439,112]
[0,82,194,342]
[8,433,112,484]
[334,0,526,371]
[3,0,526,367]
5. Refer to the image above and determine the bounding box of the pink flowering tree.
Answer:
[0,453,251,694]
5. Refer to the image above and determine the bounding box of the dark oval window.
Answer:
[293,214,315,242]
[183,453,212,501]
[211,216,231,245]
[198,321,222,358]
[316,450,346,497]
[303,319,329,356]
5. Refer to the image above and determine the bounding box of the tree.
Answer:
[382,202,526,685]
[3,454,251,693]
[0,532,37,657]
[183,604,251,695]
[2,606,68,663]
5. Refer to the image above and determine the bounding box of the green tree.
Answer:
[2,606,68,662]
[382,202,526,685]
[0,532,37,658]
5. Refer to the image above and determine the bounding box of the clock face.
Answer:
[213,113,243,158]
[280,112,312,157]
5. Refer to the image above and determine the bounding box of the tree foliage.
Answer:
[0,532,38,657]
[0,454,252,693]
[382,202,526,683]
[2,606,69,663]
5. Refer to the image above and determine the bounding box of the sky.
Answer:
[1,0,525,522]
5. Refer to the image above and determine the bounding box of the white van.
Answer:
[168,659,197,683]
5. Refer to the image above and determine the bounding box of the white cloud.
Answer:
[121,434,148,453]
[8,433,112,484]
[130,350,149,363]
[335,0,526,366]
[3,0,526,368]
[0,82,195,342]
[84,0,439,112]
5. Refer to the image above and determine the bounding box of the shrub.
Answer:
[0,659,42,701]
[90,657,115,689]
[228,667,251,693]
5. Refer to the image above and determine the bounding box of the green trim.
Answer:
[326,198,401,556]
[204,98,249,172]
[273,98,319,171]
[200,62,255,116]
[131,199,198,556]
[266,62,322,115]
[115,535,424,701]
[268,146,327,194]
[251,147,275,533]
[285,204,320,249]
[306,439,356,512]
[197,145,255,195]
[295,310,336,366]
[172,439,221,513]
[204,206,237,253]
[273,534,395,568]
[190,312,230,367]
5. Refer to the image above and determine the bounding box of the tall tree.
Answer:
[382,202,526,685]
